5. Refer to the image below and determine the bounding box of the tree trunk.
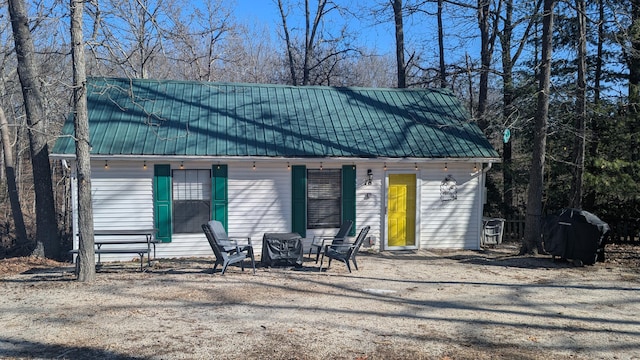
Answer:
[594,0,604,105]
[570,0,587,209]
[8,0,60,259]
[303,0,326,85]
[277,0,298,85]
[393,0,406,88]
[521,0,555,255]
[0,107,29,249]
[629,0,640,163]
[437,0,447,88]
[500,0,515,216]
[584,0,606,210]
[476,0,492,130]
[71,0,96,282]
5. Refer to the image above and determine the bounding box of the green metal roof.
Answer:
[52,77,499,159]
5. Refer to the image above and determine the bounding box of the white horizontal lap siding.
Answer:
[227,163,292,246]
[155,234,214,259]
[88,162,155,262]
[355,164,383,249]
[419,165,482,249]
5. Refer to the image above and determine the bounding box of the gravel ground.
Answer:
[0,243,639,360]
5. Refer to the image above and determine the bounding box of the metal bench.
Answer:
[70,229,157,272]
[69,248,150,271]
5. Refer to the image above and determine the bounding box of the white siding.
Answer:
[91,169,154,229]
[154,234,213,259]
[355,165,383,248]
[419,163,482,249]
[72,159,487,262]
[73,162,156,262]
[227,162,292,239]
[355,161,483,251]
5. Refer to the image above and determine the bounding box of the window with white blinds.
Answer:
[307,169,341,228]
[173,169,211,233]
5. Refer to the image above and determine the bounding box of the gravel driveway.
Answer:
[1,244,639,360]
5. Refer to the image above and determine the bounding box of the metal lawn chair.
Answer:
[202,221,255,275]
[308,220,353,263]
[319,226,370,273]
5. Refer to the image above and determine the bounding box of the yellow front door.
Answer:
[387,174,416,247]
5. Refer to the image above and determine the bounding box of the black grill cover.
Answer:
[261,233,304,267]
[542,208,610,265]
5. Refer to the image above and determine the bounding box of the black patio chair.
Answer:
[202,221,255,275]
[308,220,353,263]
[319,226,370,273]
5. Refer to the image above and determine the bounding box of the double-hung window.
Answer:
[307,169,341,228]
[172,169,211,233]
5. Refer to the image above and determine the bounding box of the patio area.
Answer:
[1,244,639,359]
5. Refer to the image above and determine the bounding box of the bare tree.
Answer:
[570,0,587,209]
[522,0,556,255]
[165,0,236,81]
[278,0,300,85]
[392,0,407,88]
[476,0,500,131]
[498,0,543,216]
[217,24,281,83]
[0,106,28,249]
[71,0,96,281]
[276,0,357,86]
[437,0,447,88]
[627,0,640,163]
[8,0,60,258]
[344,51,396,87]
[85,0,237,81]
[86,0,173,78]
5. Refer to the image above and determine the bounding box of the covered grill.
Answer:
[542,208,610,266]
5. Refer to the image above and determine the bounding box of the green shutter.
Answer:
[153,164,172,242]
[291,165,307,237]
[342,165,356,236]
[211,165,228,230]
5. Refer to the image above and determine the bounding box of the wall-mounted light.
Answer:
[473,163,478,172]
[383,163,387,171]
[217,162,221,170]
[179,162,184,170]
[366,169,373,185]
[104,160,109,170]
[414,163,418,171]
[287,162,291,170]
[143,161,147,170]
[444,162,448,171]
[252,161,256,170]
[320,162,323,171]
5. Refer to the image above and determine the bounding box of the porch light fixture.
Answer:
[287,162,291,170]
[366,169,373,185]
[179,162,184,170]
[252,162,256,170]
[320,162,323,171]
[473,163,478,172]
[444,162,448,171]
[217,163,221,170]
[104,160,109,170]
[143,161,147,170]
[414,163,418,171]
[383,163,387,171]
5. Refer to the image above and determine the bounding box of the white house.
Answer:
[51,77,500,261]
